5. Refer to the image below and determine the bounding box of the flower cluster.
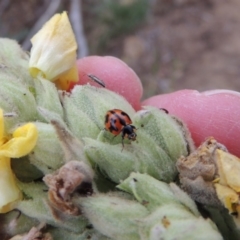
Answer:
[0,11,239,240]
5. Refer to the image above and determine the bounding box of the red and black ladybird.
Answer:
[105,109,137,147]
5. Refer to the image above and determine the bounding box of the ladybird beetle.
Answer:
[105,109,137,147]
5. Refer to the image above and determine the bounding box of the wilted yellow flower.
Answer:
[29,11,78,89]
[0,157,21,214]
[177,137,240,228]
[0,109,38,213]
[215,149,240,192]
[214,183,238,213]
[214,149,240,214]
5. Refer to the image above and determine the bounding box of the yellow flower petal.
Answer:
[55,64,79,90]
[215,149,240,192]
[0,157,22,213]
[0,109,4,144]
[0,123,38,158]
[214,183,238,214]
[29,11,77,82]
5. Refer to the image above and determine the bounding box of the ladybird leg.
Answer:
[121,133,125,151]
[121,138,124,151]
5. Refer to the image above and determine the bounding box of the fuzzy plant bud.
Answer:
[133,107,194,160]
[138,206,222,240]
[80,194,149,240]
[84,106,194,183]
[29,11,78,89]
[117,172,199,215]
[119,173,222,240]
[8,223,52,240]
[50,119,87,164]
[33,76,64,121]
[16,181,88,234]
[0,38,35,87]
[11,156,43,182]
[49,228,110,240]
[0,39,38,132]
[0,211,39,239]
[79,173,222,240]
[60,85,135,140]
[29,118,90,174]
[28,122,65,174]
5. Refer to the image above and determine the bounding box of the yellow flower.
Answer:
[214,149,240,226]
[0,109,38,213]
[214,183,238,213]
[215,149,240,192]
[29,11,78,90]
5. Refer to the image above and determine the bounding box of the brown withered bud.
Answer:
[176,137,228,207]
[43,161,94,216]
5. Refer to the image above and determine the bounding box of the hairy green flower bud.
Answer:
[0,39,38,132]
[11,156,43,182]
[118,173,222,240]
[49,228,111,240]
[0,39,34,87]
[28,122,65,174]
[8,223,52,240]
[133,107,194,160]
[60,85,135,140]
[0,210,39,239]
[85,107,194,183]
[0,72,38,131]
[80,194,149,240]
[84,137,173,183]
[138,206,222,240]
[117,172,199,215]
[16,181,88,233]
[34,76,64,121]
[79,174,222,240]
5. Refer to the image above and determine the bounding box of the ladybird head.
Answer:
[122,125,137,141]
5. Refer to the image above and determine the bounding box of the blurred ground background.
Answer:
[1,0,240,99]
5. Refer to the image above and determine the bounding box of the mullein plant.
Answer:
[0,11,238,240]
